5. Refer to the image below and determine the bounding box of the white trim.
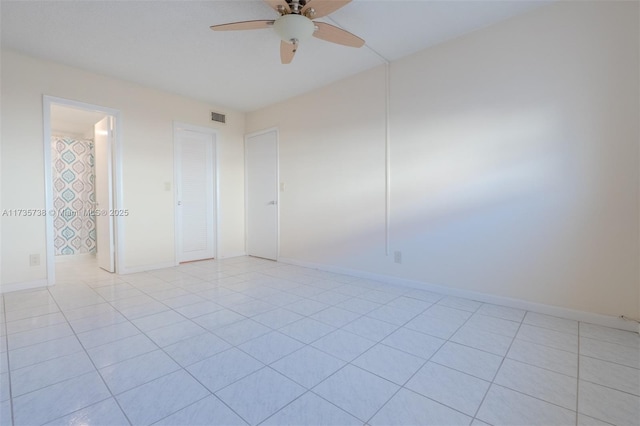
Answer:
[1,279,49,294]
[244,127,280,260]
[384,62,391,257]
[275,131,280,260]
[118,261,177,275]
[278,257,638,333]
[43,96,125,285]
[172,121,219,264]
[118,262,174,275]
[218,252,247,259]
[43,100,55,286]
[243,138,248,257]
[173,126,181,266]
[112,113,125,275]
[215,140,221,262]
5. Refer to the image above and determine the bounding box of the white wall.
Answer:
[247,1,640,319]
[1,50,246,286]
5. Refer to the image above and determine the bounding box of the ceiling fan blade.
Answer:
[264,0,291,14]
[302,0,351,18]
[313,22,364,48]
[280,40,297,64]
[210,20,274,31]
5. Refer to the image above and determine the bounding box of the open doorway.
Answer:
[43,96,123,285]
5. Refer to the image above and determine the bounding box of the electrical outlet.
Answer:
[29,254,40,266]
[394,251,402,264]
[280,182,286,192]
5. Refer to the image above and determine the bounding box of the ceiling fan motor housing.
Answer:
[274,14,315,43]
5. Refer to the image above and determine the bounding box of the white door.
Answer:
[94,117,115,272]
[246,130,278,260]
[175,128,216,263]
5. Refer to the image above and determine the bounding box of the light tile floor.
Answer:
[0,256,639,425]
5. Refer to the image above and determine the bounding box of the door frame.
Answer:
[244,127,280,260]
[94,116,116,272]
[173,121,219,265]
[43,95,124,285]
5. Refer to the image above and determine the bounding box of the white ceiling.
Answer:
[1,0,547,112]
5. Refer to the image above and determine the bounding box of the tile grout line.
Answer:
[5,258,638,425]
[579,333,640,351]
[513,335,580,356]
[469,310,525,424]
[162,282,387,424]
[99,293,253,426]
[124,264,357,330]
[252,290,439,424]
[10,277,496,424]
[62,293,219,424]
[576,377,640,398]
[148,393,228,426]
[469,313,602,419]
[362,343,440,421]
[255,355,377,425]
[157,353,252,425]
[364,295,479,424]
[70,266,350,380]
[2,297,16,426]
[291,293,428,361]
[465,314,607,421]
[43,285,135,426]
[255,388,315,426]
[254,366,351,426]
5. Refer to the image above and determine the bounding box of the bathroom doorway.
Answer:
[43,96,123,285]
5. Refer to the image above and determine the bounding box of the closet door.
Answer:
[245,129,278,260]
[175,128,216,262]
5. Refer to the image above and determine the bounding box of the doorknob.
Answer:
[268,200,277,205]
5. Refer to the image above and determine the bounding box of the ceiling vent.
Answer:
[211,111,226,124]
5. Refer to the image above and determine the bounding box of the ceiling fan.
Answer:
[210,0,365,64]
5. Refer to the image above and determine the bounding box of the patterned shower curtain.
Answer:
[52,136,97,255]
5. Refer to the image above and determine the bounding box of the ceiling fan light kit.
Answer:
[274,14,315,44]
[210,0,364,64]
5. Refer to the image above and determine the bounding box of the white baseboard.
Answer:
[218,252,247,259]
[0,279,50,294]
[118,261,177,275]
[119,254,247,275]
[278,257,638,333]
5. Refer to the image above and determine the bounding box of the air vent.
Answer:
[211,112,226,124]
